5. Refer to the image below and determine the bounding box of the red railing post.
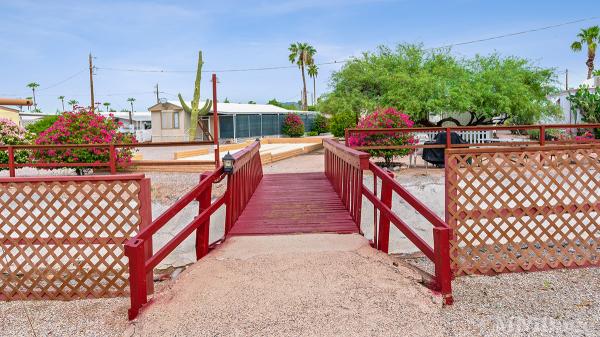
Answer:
[109,144,117,174]
[433,226,453,305]
[139,178,154,295]
[445,127,451,149]
[196,173,212,260]
[344,128,349,146]
[7,146,15,177]
[539,125,546,146]
[377,169,394,253]
[124,239,148,320]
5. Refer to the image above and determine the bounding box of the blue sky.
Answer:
[1,0,599,112]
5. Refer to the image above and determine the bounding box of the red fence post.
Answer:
[344,129,349,146]
[7,146,15,177]
[109,145,117,174]
[124,239,148,320]
[445,127,451,149]
[138,178,154,295]
[377,170,394,253]
[196,173,212,260]
[433,226,453,305]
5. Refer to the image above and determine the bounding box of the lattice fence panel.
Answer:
[0,178,143,300]
[446,145,600,275]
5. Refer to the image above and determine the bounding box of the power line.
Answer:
[38,69,87,92]
[427,16,600,50]
[94,16,599,75]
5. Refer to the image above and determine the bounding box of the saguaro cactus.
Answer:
[178,50,213,140]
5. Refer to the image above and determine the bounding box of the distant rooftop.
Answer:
[162,101,315,115]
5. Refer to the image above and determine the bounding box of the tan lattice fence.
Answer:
[0,174,151,300]
[445,144,600,275]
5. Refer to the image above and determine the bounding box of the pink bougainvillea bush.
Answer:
[282,113,305,137]
[0,118,31,169]
[33,108,137,174]
[348,107,415,166]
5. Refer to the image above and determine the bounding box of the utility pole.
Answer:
[89,53,95,112]
[155,83,160,103]
[565,69,569,91]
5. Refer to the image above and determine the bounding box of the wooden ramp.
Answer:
[228,173,359,235]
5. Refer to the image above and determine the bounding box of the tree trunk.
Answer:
[129,103,134,126]
[301,64,307,110]
[586,49,595,79]
[313,76,316,106]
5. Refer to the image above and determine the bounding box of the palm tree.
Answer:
[289,42,316,110]
[126,97,135,126]
[67,99,78,109]
[103,102,111,112]
[307,64,319,106]
[26,82,40,107]
[58,96,65,112]
[571,26,600,79]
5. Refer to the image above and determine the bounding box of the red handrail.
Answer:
[346,123,600,151]
[0,141,215,177]
[124,141,263,320]
[324,138,369,226]
[324,138,453,304]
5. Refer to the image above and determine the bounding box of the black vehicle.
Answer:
[422,132,467,167]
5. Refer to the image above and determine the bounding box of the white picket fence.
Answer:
[418,130,492,144]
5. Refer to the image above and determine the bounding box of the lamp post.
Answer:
[222,152,235,174]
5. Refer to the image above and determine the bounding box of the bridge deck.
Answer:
[228,172,359,235]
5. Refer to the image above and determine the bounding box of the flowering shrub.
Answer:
[348,107,415,166]
[33,108,137,174]
[282,113,305,137]
[575,131,595,141]
[0,118,31,169]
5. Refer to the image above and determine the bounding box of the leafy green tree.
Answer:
[26,82,40,108]
[224,97,230,103]
[289,42,316,111]
[320,44,559,129]
[267,98,296,110]
[103,102,111,112]
[571,26,600,79]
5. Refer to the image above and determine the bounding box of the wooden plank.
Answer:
[228,173,359,236]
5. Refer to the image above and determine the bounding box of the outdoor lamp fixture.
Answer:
[223,152,235,174]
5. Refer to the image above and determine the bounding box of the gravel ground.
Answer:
[130,234,444,337]
[402,256,600,337]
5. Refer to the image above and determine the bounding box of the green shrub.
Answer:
[306,131,318,136]
[26,115,59,134]
[311,113,329,134]
[281,114,304,137]
[330,112,356,137]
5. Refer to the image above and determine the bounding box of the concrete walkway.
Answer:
[128,234,442,336]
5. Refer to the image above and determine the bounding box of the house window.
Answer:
[161,111,180,129]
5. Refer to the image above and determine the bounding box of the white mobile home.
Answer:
[148,101,318,142]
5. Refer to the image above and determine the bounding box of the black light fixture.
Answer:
[223,152,235,174]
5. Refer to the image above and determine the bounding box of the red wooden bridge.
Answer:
[124,139,453,319]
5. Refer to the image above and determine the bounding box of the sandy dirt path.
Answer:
[128,234,443,337]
